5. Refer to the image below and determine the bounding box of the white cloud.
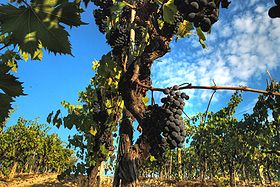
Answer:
[151,1,280,112]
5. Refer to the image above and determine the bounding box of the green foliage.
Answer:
[0,0,85,56]
[0,117,76,176]
[0,0,85,126]
[163,0,177,24]
[48,62,123,175]
[0,64,25,125]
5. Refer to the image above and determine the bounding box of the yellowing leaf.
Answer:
[32,48,43,60]
[108,77,113,85]
[7,60,18,72]
[162,0,177,24]
[24,31,37,43]
[196,27,207,48]
[92,60,100,70]
[176,20,193,39]
[142,96,149,106]
[158,19,164,30]
[20,50,29,61]
[89,128,97,136]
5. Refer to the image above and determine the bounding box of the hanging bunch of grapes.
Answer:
[93,0,114,33]
[141,104,167,158]
[174,0,219,32]
[160,85,189,149]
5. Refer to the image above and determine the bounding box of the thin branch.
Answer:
[0,43,9,51]
[135,80,280,96]
[203,90,216,126]
[151,90,155,105]
[123,1,136,9]
[180,85,280,96]
[182,110,190,120]
[266,69,273,82]
[22,0,31,8]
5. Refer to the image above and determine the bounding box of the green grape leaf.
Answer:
[0,50,21,72]
[0,1,85,56]
[162,0,177,24]
[176,20,193,39]
[47,111,54,124]
[196,27,207,48]
[89,127,97,136]
[100,144,109,157]
[0,93,13,125]
[53,109,62,128]
[0,65,25,97]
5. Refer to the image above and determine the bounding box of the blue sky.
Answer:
[3,0,280,143]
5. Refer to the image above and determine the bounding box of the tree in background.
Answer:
[0,117,76,178]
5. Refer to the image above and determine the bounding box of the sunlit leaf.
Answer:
[0,1,85,56]
[0,64,25,97]
[162,0,177,24]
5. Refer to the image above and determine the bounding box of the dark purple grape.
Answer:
[175,91,181,97]
[208,14,218,24]
[175,114,180,119]
[221,0,231,8]
[176,109,183,115]
[198,0,207,6]
[171,131,178,138]
[187,12,196,22]
[170,122,177,129]
[166,109,172,115]
[194,20,200,27]
[179,104,184,110]
[171,140,177,147]
[173,85,180,90]
[201,17,211,32]
[169,115,175,121]
[190,2,200,12]
[268,6,280,18]
[207,2,216,9]
[174,100,181,107]
[180,124,186,131]
[161,98,167,103]
[172,108,177,113]
[163,88,170,95]
[178,98,184,104]
[164,126,170,132]
[173,125,180,132]
[178,142,184,148]
[167,95,174,103]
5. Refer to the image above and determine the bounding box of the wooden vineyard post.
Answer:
[177,148,183,180]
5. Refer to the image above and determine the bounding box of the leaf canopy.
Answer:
[0,0,86,56]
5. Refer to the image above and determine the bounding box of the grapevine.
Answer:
[174,0,219,32]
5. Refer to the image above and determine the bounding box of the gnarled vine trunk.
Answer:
[88,161,101,187]
[115,21,172,185]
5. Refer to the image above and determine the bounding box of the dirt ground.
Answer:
[0,173,279,187]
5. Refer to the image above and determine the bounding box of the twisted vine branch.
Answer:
[135,80,280,96]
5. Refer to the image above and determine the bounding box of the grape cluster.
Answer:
[160,85,189,149]
[174,0,219,32]
[93,9,110,33]
[93,0,113,9]
[268,0,280,19]
[141,104,168,158]
[107,28,129,53]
